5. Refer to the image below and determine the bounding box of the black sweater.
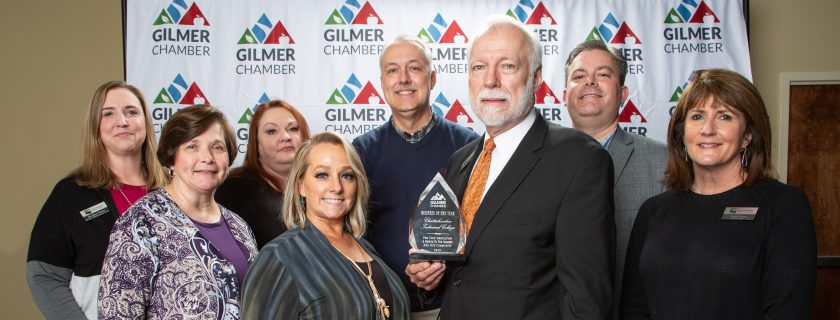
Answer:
[27,176,119,319]
[621,178,816,319]
[215,167,287,249]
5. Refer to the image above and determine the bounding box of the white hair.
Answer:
[468,14,542,75]
[379,34,434,75]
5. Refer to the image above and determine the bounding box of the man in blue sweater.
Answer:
[353,35,478,320]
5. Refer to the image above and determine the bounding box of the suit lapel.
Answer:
[453,137,483,199]
[464,117,546,256]
[607,128,634,184]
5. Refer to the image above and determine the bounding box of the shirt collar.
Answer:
[483,109,536,153]
[391,110,437,144]
[599,126,619,149]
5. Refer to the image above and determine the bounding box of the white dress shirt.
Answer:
[473,109,537,201]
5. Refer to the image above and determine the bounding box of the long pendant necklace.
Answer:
[331,238,391,319]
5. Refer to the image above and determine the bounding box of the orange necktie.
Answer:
[461,138,495,236]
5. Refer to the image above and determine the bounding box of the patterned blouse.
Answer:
[98,189,258,319]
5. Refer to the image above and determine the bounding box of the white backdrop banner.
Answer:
[126,0,750,166]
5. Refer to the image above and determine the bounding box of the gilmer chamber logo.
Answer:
[151,74,210,133]
[431,92,474,127]
[618,99,649,136]
[418,14,469,74]
[234,93,271,154]
[151,0,211,56]
[235,14,296,75]
[663,0,723,54]
[586,13,644,75]
[535,81,562,122]
[507,0,562,56]
[668,78,689,116]
[324,74,387,135]
[323,0,385,56]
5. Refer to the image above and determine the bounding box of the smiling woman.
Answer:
[26,81,167,320]
[621,69,817,319]
[241,132,410,320]
[98,105,258,319]
[216,99,311,249]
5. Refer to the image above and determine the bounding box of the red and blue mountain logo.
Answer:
[238,14,294,45]
[535,81,561,105]
[418,14,468,44]
[153,0,209,26]
[238,93,271,124]
[506,0,557,25]
[665,0,720,24]
[153,74,209,105]
[432,93,473,124]
[586,13,641,45]
[325,0,383,25]
[618,100,647,124]
[326,74,384,105]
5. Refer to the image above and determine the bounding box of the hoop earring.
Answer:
[168,167,176,177]
[740,147,749,168]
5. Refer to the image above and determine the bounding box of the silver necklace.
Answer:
[113,183,131,205]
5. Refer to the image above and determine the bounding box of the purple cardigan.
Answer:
[98,189,258,319]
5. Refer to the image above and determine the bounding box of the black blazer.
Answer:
[440,114,615,320]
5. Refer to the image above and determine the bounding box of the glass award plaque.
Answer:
[408,173,466,261]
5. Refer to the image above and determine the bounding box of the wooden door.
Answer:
[787,84,840,319]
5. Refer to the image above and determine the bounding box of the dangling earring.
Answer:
[299,197,306,211]
[740,146,749,168]
[683,146,689,163]
[168,167,176,177]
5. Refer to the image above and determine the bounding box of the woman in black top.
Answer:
[216,99,310,248]
[621,69,816,319]
[27,81,167,319]
[241,132,409,320]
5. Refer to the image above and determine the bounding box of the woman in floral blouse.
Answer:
[98,105,258,319]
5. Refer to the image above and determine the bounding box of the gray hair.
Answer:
[468,15,542,75]
[564,40,628,86]
[379,34,434,75]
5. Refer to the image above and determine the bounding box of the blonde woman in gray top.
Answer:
[241,132,410,320]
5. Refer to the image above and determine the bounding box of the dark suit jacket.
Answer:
[606,128,667,319]
[440,114,615,320]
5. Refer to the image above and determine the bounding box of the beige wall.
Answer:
[749,0,840,172]
[1,1,124,317]
[2,0,838,318]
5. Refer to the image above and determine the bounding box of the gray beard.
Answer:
[472,75,535,128]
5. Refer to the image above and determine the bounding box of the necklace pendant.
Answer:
[377,297,390,319]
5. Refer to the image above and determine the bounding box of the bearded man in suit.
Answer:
[407,16,615,320]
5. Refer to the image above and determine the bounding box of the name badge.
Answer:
[721,207,758,221]
[80,202,109,221]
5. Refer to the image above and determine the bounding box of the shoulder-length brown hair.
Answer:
[74,81,167,190]
[282,132,369,238]
[664,68,776,191]
[233,99,310,192]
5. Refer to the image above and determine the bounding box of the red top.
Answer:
[109,183,148,214]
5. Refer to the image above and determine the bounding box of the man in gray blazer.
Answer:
[563,40,667,319]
